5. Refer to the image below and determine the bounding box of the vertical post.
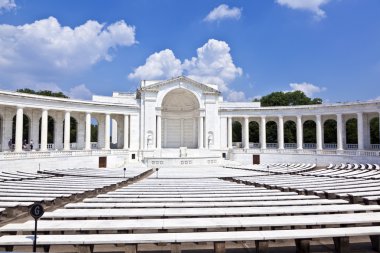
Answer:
[198,116,204,149]
[15,107,24,152]
[316,114,323,150]
[227,117,232,148]
[123,114,129,149]
[40,109,48,151]
[357,112,364,150]
[244,117,249,149]
[85,112,91,150]
[297,115,303,150]
[64,111,71,151]
[260,116,267,150]
[156,114,162,149]
[33,218,37,252]
[278,116,284,150]
[104,113,110,150]
[337,113,343,151]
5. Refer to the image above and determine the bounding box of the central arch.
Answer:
[161,88,200,148]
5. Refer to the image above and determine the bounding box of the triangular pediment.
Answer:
[139,76,221,94]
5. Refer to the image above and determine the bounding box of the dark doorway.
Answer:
[253,155,260,165]
[99,157,107,168]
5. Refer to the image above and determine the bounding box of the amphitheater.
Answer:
[0,76,380,253]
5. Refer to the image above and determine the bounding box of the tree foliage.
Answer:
[259,90,322,107]
[17,88,69,98]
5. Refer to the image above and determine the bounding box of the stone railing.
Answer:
[284,143,297,149]
[303,143,316,149]
[0,149,129,160]
[346,144,358,150]
[371,144,380,150]
[231,148,380,157]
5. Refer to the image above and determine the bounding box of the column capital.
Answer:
[16,106,24,110]
[65,110,71,113]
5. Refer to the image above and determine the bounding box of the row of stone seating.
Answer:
[0,168,150,220]
[2,174,380,252]
[232,172,380,204]
[301,163,380,179]
[226,163,316,174]
[0,171,54,182]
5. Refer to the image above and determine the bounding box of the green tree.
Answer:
[17,88,69,98]
[259,90,322,107]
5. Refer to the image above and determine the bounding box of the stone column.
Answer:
[337,113,343,151]
[357,112,364,150]
[123,114,129,149]
[260,116,266,149]
[15,107,23,152]
[85,112,91,150]
[227,117,232,148]
[64,111,71,151]
[278,116,284,150]
[156,114,162,149]
[243,117,249,149]
[296,115,303,150]
[104,113,110,150]
[198,117,204,149]
[40,109,48,151]
[316,114,323,150]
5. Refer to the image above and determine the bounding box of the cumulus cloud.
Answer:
[183,39,243,92]
[128,49,182,80]
[68,84,93,100]
[276,0,330,19]
[128,39,243,95]
[204,4,242,22]
[0,16,136,88]
[289,82,326,97]
[0,0,16,13]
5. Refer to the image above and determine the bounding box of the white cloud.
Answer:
[128,49,182,80]
[0,0,16,13]
[204,4,242,22]
[0,16,136,88]
[68,84,93,100]
[183,39,243,92]
[226,90,246,102]
[289,82,326,97]
[128,39,243,95]
[276,0,330,19]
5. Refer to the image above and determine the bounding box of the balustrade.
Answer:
[324,143,337,149]
[346,144,358,150]
[284,143,297,149]
[303,143,316,149]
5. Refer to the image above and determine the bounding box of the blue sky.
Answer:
[0,0,379,102]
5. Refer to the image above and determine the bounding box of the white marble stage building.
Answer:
[0,76,379,169]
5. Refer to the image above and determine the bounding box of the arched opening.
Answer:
[91,118,99,149]
[249,121,259,148]
[12,114,30,150]
[346,118,358,149]
[38,116,55,150]
[161,88,200,148]
[232,121,242,148]
[324,119,337,149]
[266,121,278,149]
[284,120,296,149]
[63,117,78,149]
[303,120,316,149]
[370,117,379,149]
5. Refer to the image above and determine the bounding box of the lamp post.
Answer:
[123,168,126,178]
